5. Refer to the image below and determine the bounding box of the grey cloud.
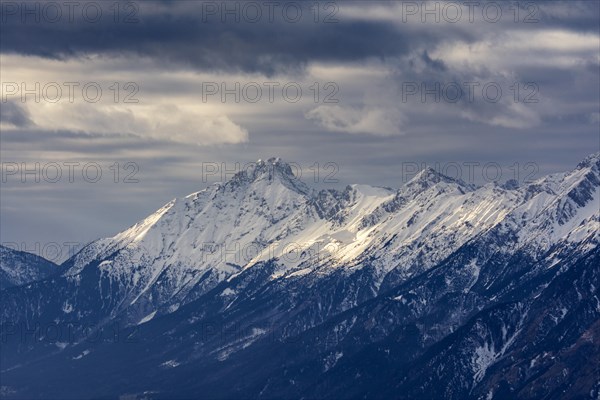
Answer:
[5,1,596,76]
[0,101,34,127]
[0,2,414,75]
[420,51,446,72]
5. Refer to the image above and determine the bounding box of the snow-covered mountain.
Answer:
[55,155,599,321]
[0,245,58,289]
[1,154,598,399]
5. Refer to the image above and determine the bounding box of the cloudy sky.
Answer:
[1,0,599,262]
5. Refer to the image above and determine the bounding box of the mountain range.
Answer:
[1,154,599,399]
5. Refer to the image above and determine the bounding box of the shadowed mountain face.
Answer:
[1,154,599,400]
[0,245,58,290]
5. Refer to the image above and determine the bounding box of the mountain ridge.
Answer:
[0,245,59,289]
[51,152,599,322]
[1,152,598,399]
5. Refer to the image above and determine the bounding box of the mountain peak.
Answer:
[252,157,294,177]
[406,166,473,190]
[228,157,310,194]
[575,151,600,171]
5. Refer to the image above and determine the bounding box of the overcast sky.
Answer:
[1,0,599,262]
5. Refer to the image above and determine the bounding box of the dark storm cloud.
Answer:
[0,1,419,75]
[1,1,596,61]
[0,1,595,82]
[1,1,596,77]
[0,101,34,127]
